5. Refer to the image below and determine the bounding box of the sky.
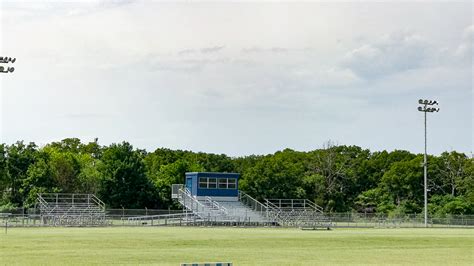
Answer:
[0,0,472,157]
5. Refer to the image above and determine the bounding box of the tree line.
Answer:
[0,138,472,215]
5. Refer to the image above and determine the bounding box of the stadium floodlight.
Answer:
[0,57,16,73]
[417,99,440,228]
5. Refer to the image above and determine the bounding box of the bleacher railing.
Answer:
[264,199,323,213]
[176,187,209,218]
[127,213,195,226]
[238,191,279,223]
[38,193,105,211]
[205,196,228,215]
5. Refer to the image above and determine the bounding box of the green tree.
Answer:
[48,151,81,193]
[0,144,9,205]
[191,152,235,172]
[305,144,362,212]
[432,152,471,197]
[362,150,416,191]
[5,141,38,205]
[20,152,58,207]
[379,156,424,213]
[151,159,203,208]
[458,157,474,204]
[429,194,474,215]
[76,153,101,194]
[240,149,306,200]
[98,142,157,208]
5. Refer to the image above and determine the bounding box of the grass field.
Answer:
[0,227,472,265]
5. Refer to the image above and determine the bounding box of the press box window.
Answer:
[218,178,227,189]
[199,177,237,189]
[208,178,217,188]
[227,178,237,189]
[199,177,207,188]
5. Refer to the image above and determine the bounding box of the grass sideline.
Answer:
[0,227,472,265]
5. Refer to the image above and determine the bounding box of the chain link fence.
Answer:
[1,208,473,228]
[325,213,474,228]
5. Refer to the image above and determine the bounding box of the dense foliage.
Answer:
[0,139,472,215]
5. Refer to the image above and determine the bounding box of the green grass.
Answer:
[0,227,472,265]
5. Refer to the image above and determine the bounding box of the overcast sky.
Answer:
[0,0,472,156]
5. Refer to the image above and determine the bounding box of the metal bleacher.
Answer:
[265,199,332,229]
[37,193,107,226]
[130,184,331,228]
[128,185,272,226]
[173,185,270,224]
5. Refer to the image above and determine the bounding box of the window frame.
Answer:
[208,178,217,189]
[198,177,208,189]
[198,177,238,190]
[227,178,237,189]
[218,178,228,189]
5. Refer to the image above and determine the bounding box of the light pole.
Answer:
[0,56,16,144]
[417,99,439,227]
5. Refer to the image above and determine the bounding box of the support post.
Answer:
[424,110,428,228]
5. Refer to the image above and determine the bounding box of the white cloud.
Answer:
[200,46,225,54]
[455,24,473,60]
[341,32,430,79]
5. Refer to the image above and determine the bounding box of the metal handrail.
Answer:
[37,195,49,210]
[264,199,281,210]
[239,191,277,215]
[204,196,216,208]
[205,196,229,215]
[177,188,208,217]
[90,195,106,211]
[128,213,189,221]
[304,199,323,213]
[265,198,323,212]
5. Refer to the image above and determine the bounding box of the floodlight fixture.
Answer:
[0,56,16,74]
